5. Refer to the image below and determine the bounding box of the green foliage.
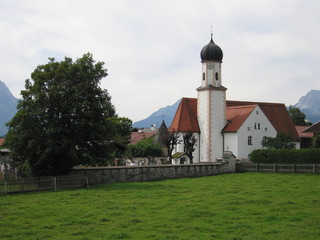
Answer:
[127,137,162,157]
[251,148,320,163]
[6,53,117,176]
[288,105,311,126]
[312,133,320,148]
[262,132,295,149]
[106,117,132,158]
[1,174,320,239]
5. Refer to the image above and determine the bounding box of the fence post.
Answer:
[256,163,259,173]
[274,163,277,173]
[53,177,57,191]
[292,163,295,174]
[313,164,316,174]
[85,176,89,188]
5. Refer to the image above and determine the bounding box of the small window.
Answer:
[254,123,257,129]
[265,127,268,131]
[256,111,259,115]
[248,136,252,145]
[202,72,205,80]
[247,127,250,131]
[215,72,219,80]
[258,123,260,130]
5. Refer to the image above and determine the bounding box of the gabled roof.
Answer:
[295,126,314,138]
[226,100,300,141]
[302,121,320,133]
[223,105,257,132]
[169,97,200,132]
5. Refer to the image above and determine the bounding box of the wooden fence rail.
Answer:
[0,175,89,194]
[237,163,320,174]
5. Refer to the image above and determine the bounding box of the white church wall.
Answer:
[224,132,238,156]
[237,106,277,159]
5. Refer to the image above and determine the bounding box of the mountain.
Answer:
[0,81,19,136]
[294,90,320,124]
[133,99,181,128]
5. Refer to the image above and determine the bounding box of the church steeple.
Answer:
[197,35,227,162]
[199,35,224,89]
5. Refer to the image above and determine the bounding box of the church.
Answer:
[169,35,300,163]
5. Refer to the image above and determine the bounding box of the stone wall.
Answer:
[70,162,231,185]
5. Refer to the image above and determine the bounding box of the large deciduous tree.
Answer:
[6,53,117,176]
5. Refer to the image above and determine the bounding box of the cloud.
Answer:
[0,0,320,122]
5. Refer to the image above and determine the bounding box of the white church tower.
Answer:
[197,34,227,162]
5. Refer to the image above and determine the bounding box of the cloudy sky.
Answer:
[1,0,319,123]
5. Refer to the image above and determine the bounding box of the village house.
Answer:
[169,35,300,164]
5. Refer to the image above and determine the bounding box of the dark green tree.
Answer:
[262,132,295,149]
[127,138,162,158]
[312,133,320,148]
[183,131,197,164]
[288,105,311,126]
[6,53,116,176]
[158,129,180,163]
[106,117,132,159]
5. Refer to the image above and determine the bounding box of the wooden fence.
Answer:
[0,175,89,194]
[237,163,320,174]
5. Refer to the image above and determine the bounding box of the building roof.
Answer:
[226,100,300,141]
[223,105,257,132]
[295,126,314,138]
[301,121,320,133]
[129,131,157,145]
[169,97,200,132]
[169,98,299,141]
[0,138,4,146]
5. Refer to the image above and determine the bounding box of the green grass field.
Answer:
[1,173,319,240]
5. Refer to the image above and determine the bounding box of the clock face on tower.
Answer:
[207,62,214,70]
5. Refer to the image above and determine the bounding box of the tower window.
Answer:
[258,123,260,130]
[256,111,259,115]
[265,127,268,131]
[215,72,219,80]
[248,127,250,131]
[254,123,257,129]
[202,72,205,80]
[248,136,252,145]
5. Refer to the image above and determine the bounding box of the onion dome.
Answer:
[200,35,223,62]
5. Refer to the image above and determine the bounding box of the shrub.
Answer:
[250,149,320,164]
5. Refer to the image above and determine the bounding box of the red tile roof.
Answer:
[0,138,4,146]
[301,121,320,133]
[223,105,256,132]
[226,100,299,141]
[169,98,299,141]
[129,131,157,145]
[295,126,314,138]
[169,97,200,132]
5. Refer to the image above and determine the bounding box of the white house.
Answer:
[169,35,300,164]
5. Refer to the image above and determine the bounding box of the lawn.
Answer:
[0,173,319,240]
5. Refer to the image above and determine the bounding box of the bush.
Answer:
[250,149,320,164]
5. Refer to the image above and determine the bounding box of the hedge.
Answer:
[250,149,320,164]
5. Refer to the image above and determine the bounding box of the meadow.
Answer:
[1,173,319,240]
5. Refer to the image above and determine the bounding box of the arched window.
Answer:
[248,136,252,145]
[215,72,219,80]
